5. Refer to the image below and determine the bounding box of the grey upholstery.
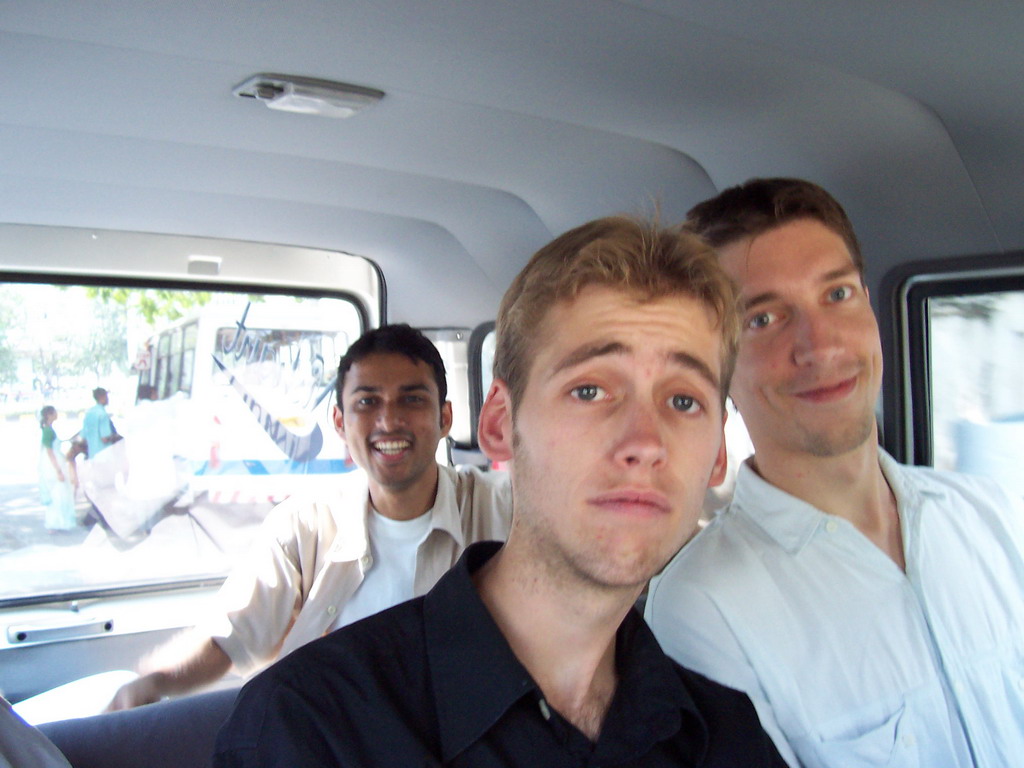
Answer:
[38,688,238,768]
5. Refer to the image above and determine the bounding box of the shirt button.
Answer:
[538,698,552,720]
[902,733,916,747]
[360,554,373,569]
[327,605,336,615]
[825,520,839,534]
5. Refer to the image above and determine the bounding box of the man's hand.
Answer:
[104,673,166,712]
[103,637,233,712]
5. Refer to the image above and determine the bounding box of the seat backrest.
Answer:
[38,687,238,768]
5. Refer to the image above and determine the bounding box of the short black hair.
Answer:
[336,324,447,410]
[687,177,864,277]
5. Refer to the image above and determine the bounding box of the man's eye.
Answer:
[746,311,775,330]
[828,285,854,302]
[570,384,605,402]
[669,394,701,413]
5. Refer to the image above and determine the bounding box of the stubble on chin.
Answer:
[798,409,876,458]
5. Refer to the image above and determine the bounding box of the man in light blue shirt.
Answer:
[645,178,1024,767]
[80,387,116,457]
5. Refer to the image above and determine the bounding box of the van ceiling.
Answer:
[2,1,1021,327]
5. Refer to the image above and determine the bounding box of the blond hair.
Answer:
[495,216,739,410]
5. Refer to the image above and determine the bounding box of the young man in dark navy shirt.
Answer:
[214,217,786,767]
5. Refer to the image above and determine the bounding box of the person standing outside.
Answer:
[65,387,118,488]
[38,405,75,532]
[107,324,511,710]
[646,178,1024,767]
[214,217,785,767]
[80,387,117,458]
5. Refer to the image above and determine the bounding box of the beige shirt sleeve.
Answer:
[201,472,371,674]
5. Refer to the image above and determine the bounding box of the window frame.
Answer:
[467,321,496,450]
[880,252,1024,466]
[0,273,373,607]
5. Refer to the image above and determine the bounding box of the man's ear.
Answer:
[439,401,453,438]
[477,380,514,463]
[331,404,346,443]
[708,410,729,488]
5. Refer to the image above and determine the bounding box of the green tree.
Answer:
[0,291,21,386]
[71,300,129,379]
[85,287,213,325]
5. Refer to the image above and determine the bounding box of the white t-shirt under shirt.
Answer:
[331,509,434,630]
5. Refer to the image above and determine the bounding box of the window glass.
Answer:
[421,329,471,449]
[479,329,496,405]
[0,282,362,602]
[180,324,198,395]
[928,290,1024,496]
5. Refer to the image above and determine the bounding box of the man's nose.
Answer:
[612,400,667,469]
[377,400,405,429]
[791,310,843,368]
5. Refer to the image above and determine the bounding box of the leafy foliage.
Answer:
[84,287,213,325]
[0,290,21,385]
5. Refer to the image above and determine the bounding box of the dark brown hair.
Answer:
[687,178,864,276]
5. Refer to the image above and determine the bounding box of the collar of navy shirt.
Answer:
[424,541,710,764]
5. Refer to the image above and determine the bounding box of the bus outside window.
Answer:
[929,289,1024,496]
[0,282,363,602]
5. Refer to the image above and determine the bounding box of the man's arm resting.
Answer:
[646,577,801,767]
[105,637,232,711]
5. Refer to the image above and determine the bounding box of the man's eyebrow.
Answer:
[349,385,381,395]
[670,351,721,394]
[741,291,778,313]
[349,383,432,395]
[742,265,860,311]
[551,341,627,376]
[551,341,720,392]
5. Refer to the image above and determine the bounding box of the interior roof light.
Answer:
[233,73,385,119]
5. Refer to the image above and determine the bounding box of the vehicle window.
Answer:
[928,289,1024,495]
[420,328,472,450]
[468,323,496,451]
[0,281,363,603]
[894,263,1024,496]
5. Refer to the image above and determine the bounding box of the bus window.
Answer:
[180,323,198,396]
[467,322,496,451]
[891,260,1024,496]
[928,289,1024,494]
[0,280,363,604]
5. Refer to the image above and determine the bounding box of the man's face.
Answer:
[719,218,882,461]
[334,352,452,496]
[96,391,108,406]
[481,285,728,589]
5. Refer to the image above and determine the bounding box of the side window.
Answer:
[0,281,364,604]
[468,322,496,450]
[420,328,471,447]
[889,260,1024,496]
